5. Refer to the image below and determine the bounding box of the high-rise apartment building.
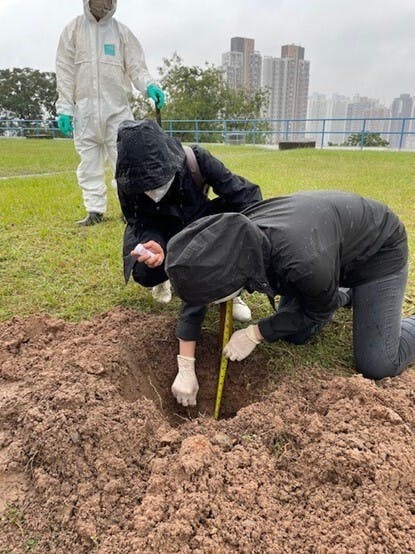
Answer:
[221,51,243,89]
[306,92,328,143]
[344,95,391,144]
[262,44,310,140]
[231,37,254,88]
[326,94,349,145]
[390,93,414,148]
[249,50,262,91]
[307,93,391,146]
[221,37,262,90]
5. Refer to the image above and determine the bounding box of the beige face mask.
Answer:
[89,0,113,20]
[144,176,175,203]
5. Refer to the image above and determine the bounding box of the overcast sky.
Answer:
[0,0,414,106]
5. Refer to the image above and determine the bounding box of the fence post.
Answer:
[399,118,406,150]
[321,119,326,148]
[195,119,199,143]
[223,120,227,144]
[360,119,367,150]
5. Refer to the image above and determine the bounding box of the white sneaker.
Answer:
[232,296,251,322]
[152,280,172,304]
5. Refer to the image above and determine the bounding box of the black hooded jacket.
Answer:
[115,119,262,281]
[166,191,408,342]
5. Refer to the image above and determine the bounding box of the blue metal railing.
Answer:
[161,117,415,149]
[1,117,414,150]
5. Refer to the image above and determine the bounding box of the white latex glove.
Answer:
[223,324,262,361]
[172,355,199,407]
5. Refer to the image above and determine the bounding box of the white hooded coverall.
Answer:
[55,0,154,214]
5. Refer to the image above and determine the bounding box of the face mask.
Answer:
[89,0,113,20]
[212,287,243,304]
[144,176,174,203]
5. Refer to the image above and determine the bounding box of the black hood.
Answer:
[165,212,274,306]
[116,119,186,193]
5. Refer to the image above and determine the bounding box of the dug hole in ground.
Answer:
[0,307,414,553]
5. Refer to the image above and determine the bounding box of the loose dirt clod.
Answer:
[0,308,414,553]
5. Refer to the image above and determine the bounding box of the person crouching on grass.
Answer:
[165,191,415,407]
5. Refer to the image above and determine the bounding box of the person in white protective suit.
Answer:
[55,0,165,226]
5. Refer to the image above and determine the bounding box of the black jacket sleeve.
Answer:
[193,146,262,210]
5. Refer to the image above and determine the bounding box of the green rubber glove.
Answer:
[146,84,165,109]
[57,114,73,136]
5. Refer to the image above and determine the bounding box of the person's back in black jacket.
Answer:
[166,191,415,404]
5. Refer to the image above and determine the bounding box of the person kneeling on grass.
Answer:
[116,118,262,319]
[164,191,415,407]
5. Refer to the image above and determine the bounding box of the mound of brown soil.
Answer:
[0,308,414,553]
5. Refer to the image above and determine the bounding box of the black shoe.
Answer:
[77,212,104,226]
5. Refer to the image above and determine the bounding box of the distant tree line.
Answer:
[0,67,57,120]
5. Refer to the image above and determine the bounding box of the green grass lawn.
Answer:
[1,137,415,374]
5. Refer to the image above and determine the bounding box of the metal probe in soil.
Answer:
[214,299,233,419]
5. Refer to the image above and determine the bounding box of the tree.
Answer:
[345,132,389,147]
[0,67,57,120]
[130,53,269,142]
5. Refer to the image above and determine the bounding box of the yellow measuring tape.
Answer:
[213,299,233,420]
